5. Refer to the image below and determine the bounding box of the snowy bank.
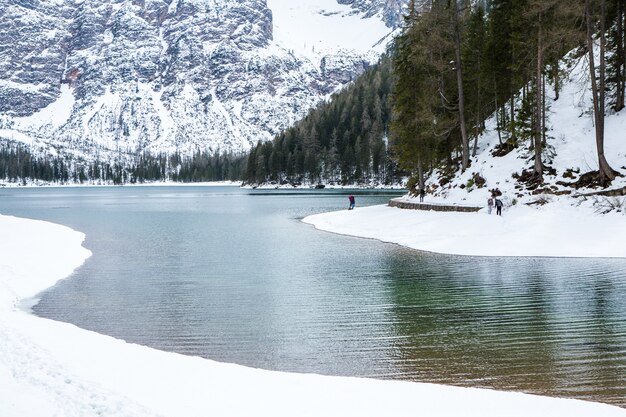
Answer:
[1,215,625,416]
[303,203,626,258]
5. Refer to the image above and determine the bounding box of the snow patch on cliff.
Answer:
[15,84,75,130]
[268,0,392,64]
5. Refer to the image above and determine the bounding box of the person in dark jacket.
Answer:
[348,194,355,210]
[495,198,503,216]
[419,188,425,202]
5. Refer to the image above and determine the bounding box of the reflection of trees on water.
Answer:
[381,252,626,407]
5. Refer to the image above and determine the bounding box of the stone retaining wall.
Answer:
[388,199,482,213]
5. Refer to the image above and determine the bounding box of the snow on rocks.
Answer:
[2,214,626,416]
[0,0,402,160]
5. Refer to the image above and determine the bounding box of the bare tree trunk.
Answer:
[616,0,625,111]
[586,0,616,180]
[623,0,626,111]
[473,102,480,156]
[473,120,479,156]
[453,0,470,171]
[502,105,507,142]
[534,11,544,176]
[510,89,516,143]
[417,158,425,190]
[473,53,482,157]
[553,63,560,101]
[495,99,502,144]
[600,0,606,119]
[493,75,503,145]
[542,72,547,145]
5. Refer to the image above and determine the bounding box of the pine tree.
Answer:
[452,0,471,171]
[586,0,618,182]
[463,4,489,156]
[608,0,626,111]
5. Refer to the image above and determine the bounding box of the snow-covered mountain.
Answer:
[337,0,406,27]
[0,0,406,160]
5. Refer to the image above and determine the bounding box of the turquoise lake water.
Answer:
[1,186,624,406]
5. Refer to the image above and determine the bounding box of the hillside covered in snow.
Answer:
[414,53,626,209]
[0,0,407,162]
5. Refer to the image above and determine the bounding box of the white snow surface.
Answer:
[267,0,391,63]
[1,215,626,416]
[303,202,626,258]
[15,84,75,130]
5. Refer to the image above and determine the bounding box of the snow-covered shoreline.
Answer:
[302,202,626,258]
[2,214,625,416]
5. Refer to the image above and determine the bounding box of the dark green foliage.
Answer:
[243,56,400,185]
[607,0,626,111]
[172,151,245,182]
[4,0,625,188]
[0,143,245,185]
[390,0,618,182]
[391,0,476,187]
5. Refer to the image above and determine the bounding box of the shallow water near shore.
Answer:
[1,186,625,407]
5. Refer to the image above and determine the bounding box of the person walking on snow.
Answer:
[495,197,503,216]
[419,188,425,202]
[348,194,355,210]
[487,197,494,214]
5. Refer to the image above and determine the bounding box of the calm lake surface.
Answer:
[1,186,625,407]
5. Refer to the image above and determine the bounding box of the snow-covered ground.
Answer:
[243,182,406,190]
[303,202,626,258]
[2,213,626,416]
[267,0,392,63]
[2,30,625,416]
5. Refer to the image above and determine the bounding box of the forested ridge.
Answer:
[392,0,625,193]
[245,0,626,191]
[244,55,401,186]
[0,145,245,185]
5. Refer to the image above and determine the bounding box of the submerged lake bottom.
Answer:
[0,186,624,407]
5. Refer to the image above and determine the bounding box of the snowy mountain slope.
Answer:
[268,0,394,62]
[338,0,407,27]
[0,0,407,161]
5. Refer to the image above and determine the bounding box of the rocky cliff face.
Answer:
[338,0,406,28]
[0,0,406,161]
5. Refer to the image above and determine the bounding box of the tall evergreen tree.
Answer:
[586,0,618,182]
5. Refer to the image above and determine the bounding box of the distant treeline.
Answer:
[0,145,246,185]
[244,55,405,186]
